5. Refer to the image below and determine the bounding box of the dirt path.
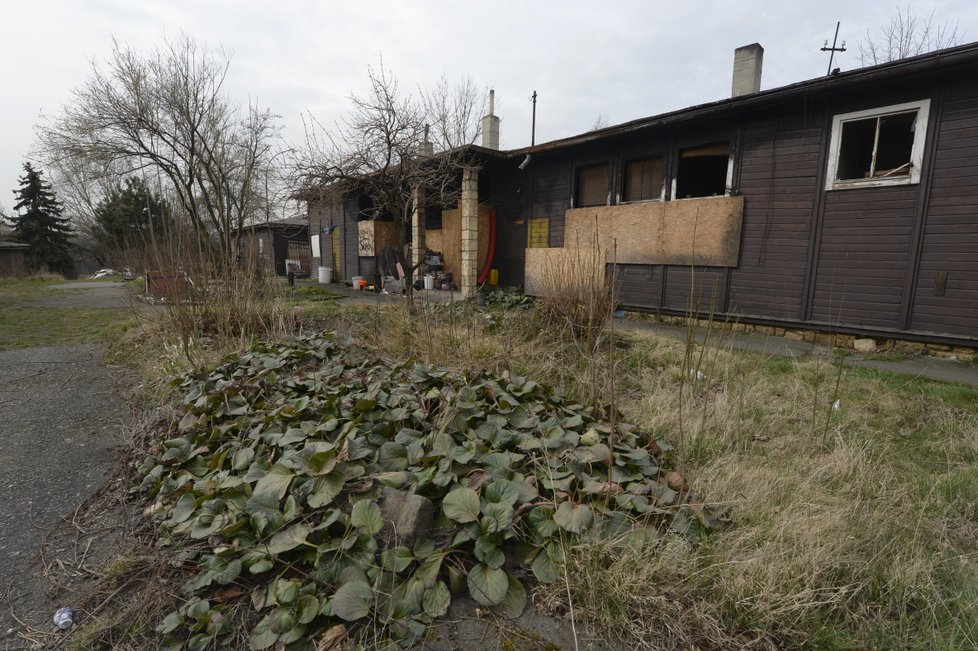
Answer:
[0,284,137,647]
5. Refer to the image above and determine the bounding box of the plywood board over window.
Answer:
[524,247,606,297]
[436,206,492,280]
[564,195,744,267]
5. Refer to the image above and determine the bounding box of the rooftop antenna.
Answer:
[530,90,537,146]
[821,21,846,75]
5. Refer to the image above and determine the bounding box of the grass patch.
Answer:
[0,307,137,350]
[307,300,978,649]
[288,283,344,302]
[0,275,64,308]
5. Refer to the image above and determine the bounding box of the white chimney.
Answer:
[481,89,500,150]
[731,44,764,97]
[420,123,434,156]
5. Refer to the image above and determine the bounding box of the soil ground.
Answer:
[0,283,137,649]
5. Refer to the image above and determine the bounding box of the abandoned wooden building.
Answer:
[238,215,311,277]
[306,41,978,346]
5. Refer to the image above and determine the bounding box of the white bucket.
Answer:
[318,266,332,284]
[423,275,434,290]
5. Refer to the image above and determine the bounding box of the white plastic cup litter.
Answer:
[53,607,73,630]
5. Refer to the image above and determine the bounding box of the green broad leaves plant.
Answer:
[142,334,713,648]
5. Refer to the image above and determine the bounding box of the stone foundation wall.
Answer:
[642,314,978,361]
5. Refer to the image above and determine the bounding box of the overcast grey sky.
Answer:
[1,0,976,214]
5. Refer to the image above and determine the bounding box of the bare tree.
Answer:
[35,34,282,265]
[422,74,486,150]
[590,113,610,131]
[858,6,964,65]
[295,63,485,259]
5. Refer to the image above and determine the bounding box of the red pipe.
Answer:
[478,207,497,285]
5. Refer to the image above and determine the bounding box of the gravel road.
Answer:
[0,283,137,646]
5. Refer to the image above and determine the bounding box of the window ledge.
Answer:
[827,176,917,191]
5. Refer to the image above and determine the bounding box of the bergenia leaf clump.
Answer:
[140,334,712,649]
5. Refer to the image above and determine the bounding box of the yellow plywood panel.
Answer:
[331,228,342,279]
[527,217,550,248]
[524,247,606,298]
[563,195,743,267]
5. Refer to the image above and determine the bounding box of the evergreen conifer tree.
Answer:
[92,176,171,256]
[10,163,74,275]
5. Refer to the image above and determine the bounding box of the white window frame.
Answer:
[825,99,930,191]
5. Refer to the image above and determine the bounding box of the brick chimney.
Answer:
[731,44,763,97]
[481,89,500,150]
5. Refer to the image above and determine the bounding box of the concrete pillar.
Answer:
[731,43,764,97]
[410,185,425,271]
[460,167,479,298]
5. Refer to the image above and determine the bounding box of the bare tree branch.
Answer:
[858,5,964,66]
[34,33,283,265]
[292,62,486,255]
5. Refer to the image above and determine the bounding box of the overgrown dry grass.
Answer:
[309,299,978,650]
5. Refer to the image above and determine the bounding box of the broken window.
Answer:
[574,163,609,207]
[622,156,663,202]
[826,100,930,189]
[837,111,917,180]
[675,142,730,198]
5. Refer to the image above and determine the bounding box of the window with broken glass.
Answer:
[826,100,930,189]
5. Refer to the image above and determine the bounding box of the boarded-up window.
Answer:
[575,163,609,207]
[527,217,550,248]
[675,142,729,198]
[622,156,663,202]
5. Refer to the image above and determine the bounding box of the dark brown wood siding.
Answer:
[728,115,822,319]
[485,162,526,287]
[811,186,919,327]
[615,264,662,309]
[661,266,727,312]
[910,81,978,336]
[342,195,360,280]
[529,158,572,246]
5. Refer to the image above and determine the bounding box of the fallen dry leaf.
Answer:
[663,470,688,491]
[317,624,349,651]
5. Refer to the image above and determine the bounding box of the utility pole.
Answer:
[530,90,537,146]
[821,22,847,75]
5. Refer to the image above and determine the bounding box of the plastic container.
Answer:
[488,269,499,286]
[351,276,364,290]
[318,266,332,284]
[423,275,434,290]
[53,607,73,630]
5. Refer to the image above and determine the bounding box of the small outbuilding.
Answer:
[0,242,30,276]
[238,215,311,277]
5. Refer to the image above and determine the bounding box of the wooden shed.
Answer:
[0,242,29,276]
[238,215,311,277]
